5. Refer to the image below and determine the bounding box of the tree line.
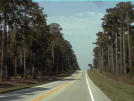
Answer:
[93,2,134,76]
[0,0,79,81]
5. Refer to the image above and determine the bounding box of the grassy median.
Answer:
[88,69,134,101]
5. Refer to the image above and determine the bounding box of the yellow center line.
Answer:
[31,71,83,101]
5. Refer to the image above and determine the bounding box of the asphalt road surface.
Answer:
[0,70,111,101]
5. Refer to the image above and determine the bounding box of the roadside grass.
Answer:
[88,69,134,101]
[0,75,66,94]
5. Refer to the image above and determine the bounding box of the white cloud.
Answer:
[47,11,103,31]
[47,11,104,69]
[76,13,84,17]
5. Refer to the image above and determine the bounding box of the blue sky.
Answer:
[36,1,119,70]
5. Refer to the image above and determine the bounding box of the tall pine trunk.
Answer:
[23,43,26,78]
[101,48,104,71]
[119,28,123,75]
[115,32,118,76]
[123,28,126,75]
[20,46,23,78]
[1,19,8,80]
[111,44,115,74]
[127,25,131,71]
[99,50,102,72]
[1,21,5,81]
[52,43,54,72]
[108,46,110,71]
[14,56,17,78]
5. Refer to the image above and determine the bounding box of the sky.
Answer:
[36,1,119,70]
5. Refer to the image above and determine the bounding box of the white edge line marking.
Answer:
[32,71,75,88]
[33,81,57,88]
[85,71,95,101]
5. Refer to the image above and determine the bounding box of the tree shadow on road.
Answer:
[0,87,50,101]
[59,78,80,81]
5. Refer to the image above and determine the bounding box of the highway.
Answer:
[0,71,111,101]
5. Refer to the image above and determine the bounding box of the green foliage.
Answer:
[93,2,134,76]
[0,0,79,80]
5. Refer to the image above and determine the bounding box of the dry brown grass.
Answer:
[0,76,63,93]
[88,69,134,101]
[102,71,134,85]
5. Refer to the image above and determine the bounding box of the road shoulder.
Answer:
[86,71,111,101]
